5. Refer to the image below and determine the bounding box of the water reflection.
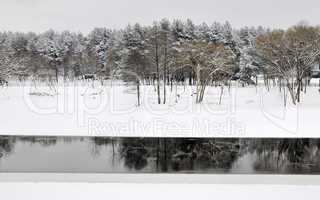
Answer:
[248,139,320,173]
[0,136,15,158]
[19,136,58,146]
[0,136,320,174]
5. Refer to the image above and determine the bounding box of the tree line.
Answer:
[0,19,320,104]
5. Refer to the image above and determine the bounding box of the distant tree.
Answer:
[121,24,149,106]
[176,39,235,103]
[87,28,113,80]
[69,33,87,79]
[255,25,320,104]
[35,30,66,82]
[171,19,186,41]
[159,19,172,104]
[235,27,263,85]
[59,31,78,80]
[184,19,197,40]
[146,22,163,104]
[0,32,29,83]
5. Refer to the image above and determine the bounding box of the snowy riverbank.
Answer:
[0,80,319,137]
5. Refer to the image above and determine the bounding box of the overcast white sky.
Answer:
[0,0,319,33]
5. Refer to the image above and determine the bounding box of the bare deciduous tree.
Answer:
[176,40,235,103]
[255,25,320,104]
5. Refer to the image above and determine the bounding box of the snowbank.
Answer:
[0,80,319,138]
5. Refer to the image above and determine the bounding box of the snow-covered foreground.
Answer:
[1,182,319,200]
[0,80,319,137]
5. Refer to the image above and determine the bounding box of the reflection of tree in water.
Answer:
[170,139,240,171]
[3,136,319,173]
[120,138,241,172]
[120,138,150,170]
[19,136,58,147]
[120,138,320,173]
[89,137,117,157]
[0,136,16,158]
[247,139,320,173]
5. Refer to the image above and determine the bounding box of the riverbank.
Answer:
[0,80,319,137]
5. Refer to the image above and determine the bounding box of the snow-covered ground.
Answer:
[0,79,319,137]
[2,182,319,200]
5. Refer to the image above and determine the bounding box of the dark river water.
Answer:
[0,136,320,174]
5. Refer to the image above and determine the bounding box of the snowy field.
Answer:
[2,182,320,200]
[0,79,319,137]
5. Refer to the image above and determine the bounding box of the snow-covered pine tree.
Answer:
[87,28,113,80]
[35,30,66,82]
[235,27,261,85]
[121,23,149,106]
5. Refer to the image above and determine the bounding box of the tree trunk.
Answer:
[219,86,224,105]
[296,79,301,103]
[287,81,296,105]
[304,78,307,93]
[155,41,161,104]
[137,80,140,106]
[202,85,206,101]
[255,76,258,93]
[55,66,59,83]
[195,65,202,103]
[163,46,167,104]
[197,83,207,103]
[175,81,178,103]
[283,85,287,107]
[279,78,282,92]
